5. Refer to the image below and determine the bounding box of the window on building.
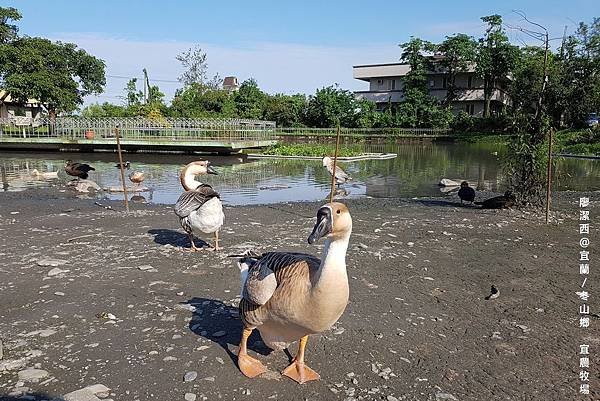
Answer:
[467,75,473,88]
[391,79,396,90]
[465,104,475,115]
[442,77,447,89]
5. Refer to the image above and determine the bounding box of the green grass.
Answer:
[261,143,364,157]
[451,131,511,144]
[554,128,600,155]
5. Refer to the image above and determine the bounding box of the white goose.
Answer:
[322,156,351,184]
[236,202,352,384]
[174,161,224,251]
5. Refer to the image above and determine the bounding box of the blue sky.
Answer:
[5,0,598,105]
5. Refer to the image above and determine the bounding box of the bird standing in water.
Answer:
[174,161,224,251]
[322,156,351,184]
[64,160,95,180]
[458,181,475,205]
[129,171,145,187]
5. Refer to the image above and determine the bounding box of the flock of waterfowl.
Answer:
[59,156,514,384]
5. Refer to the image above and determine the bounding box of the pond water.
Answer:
[0,141,598,206]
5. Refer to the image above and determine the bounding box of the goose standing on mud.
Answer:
[174,161,224,251]
[458,181,475,205]
[322,156,351,184]
[64,160,95,180]
[236,202,352,384]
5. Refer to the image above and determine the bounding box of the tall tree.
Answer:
[234,79,267,119]
[0,37,105,117]
[0,6,21,43]
[176,45,221,89]
[476,15,519,117]
[438,34,478,105]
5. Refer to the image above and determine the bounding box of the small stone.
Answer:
[242,389,251,395]
[47,267,69,276]
[138,265,154,271]
[177,291,184,296]
[387,396,399,401]
[215,357,224,364]
[54,292,65,296]
[38,259,67,267]
[17,368,49,382]
[184,371,198,382]
[163,356,178,361]
[333,327,345,335]
[185,393,197,401]
[436,393,458,401]
[148,351,158,355]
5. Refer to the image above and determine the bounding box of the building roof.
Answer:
[223,76,238,86]
[353,59,477,81]
[0,90,43,105]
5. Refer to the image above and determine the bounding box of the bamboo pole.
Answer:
[115,125,130,212]
[329,126,342,204]
[545,128,553,224]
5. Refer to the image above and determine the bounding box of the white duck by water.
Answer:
[235,202,352,384]
[174,161,224,251]
[322,156,351,184]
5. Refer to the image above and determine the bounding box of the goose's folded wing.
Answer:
[242,252,319,305]
[174,186,220,218]
[335,165,350,180]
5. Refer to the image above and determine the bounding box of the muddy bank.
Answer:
[0,188,597,401]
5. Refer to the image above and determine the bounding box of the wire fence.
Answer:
[0,117,452,142]
[0,117,277,141]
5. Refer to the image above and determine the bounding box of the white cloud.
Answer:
[50,33,401,106]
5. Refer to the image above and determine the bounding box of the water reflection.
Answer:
[0,142,598,205]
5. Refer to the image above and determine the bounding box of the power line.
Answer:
[106,74,180,84]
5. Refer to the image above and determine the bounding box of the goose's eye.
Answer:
[336,210,341,214]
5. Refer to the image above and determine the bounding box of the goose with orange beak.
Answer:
[235,202,352,383]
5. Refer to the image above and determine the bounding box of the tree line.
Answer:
[0,6,598,131]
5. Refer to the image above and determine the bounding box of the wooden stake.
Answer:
[115,125,130,212]
[545,128,553,224]
[329,126,342,204]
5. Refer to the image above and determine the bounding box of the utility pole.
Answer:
[143,68,150,104]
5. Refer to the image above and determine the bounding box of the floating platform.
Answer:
[247,152,397,161]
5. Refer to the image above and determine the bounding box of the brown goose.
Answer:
[129,171,145,186]
[64,160,95,180]
[236,202,352,384]
[174,161,224,251]
[322,157,351,184]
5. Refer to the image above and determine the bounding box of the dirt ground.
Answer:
[0,188,597,401]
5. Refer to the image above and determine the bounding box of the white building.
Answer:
[353,61,511,117]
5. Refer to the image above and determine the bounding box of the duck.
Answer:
[174,161,224,251]
[236,202,352,384]
[474,191,516,209]
[129,171,145,186]
[115,161,130,169]
[322,156,351,184]
[458,181,475,205]
[31,169,58,179]
[64,160,95,180]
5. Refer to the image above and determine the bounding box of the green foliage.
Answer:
[503,114,550,207]
[438,34,478,105]
[170,83,236,118]
[263,94,307,127]
[0,36,105,115]
[305,85,362,127]
[262,143,363,157]
[0,6,21,44]
[234,79,267,119]
[81,102,129,117]
[476,15,519,117]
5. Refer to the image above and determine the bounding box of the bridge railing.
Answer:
[273,127,451,137]
[0,117,277,141]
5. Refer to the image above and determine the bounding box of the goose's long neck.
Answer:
[181,172,203,191]
[314,234,350,288]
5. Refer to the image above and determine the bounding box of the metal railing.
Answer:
[273,127,452,137]
[0,117,277,141]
